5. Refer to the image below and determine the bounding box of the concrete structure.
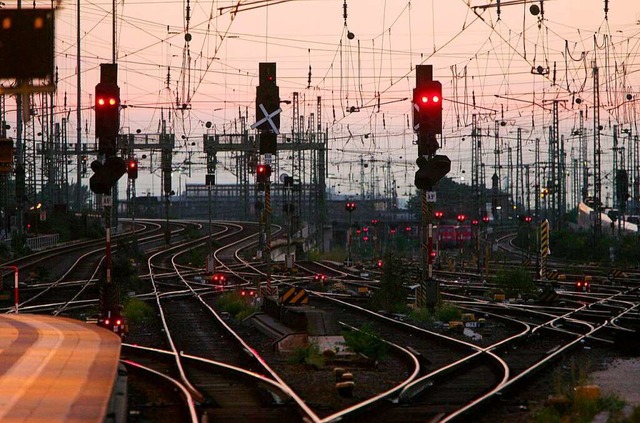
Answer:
[0,314,123,422]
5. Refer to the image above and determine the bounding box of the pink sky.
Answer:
[2,0,639,198]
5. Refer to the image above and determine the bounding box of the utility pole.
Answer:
[76,0,82,210]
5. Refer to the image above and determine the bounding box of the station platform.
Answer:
[0,314,123,422]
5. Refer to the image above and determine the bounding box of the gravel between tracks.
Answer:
[224,316,410,418]
[125,301,637,422]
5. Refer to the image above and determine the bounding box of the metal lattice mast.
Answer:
[634,135,639,214]
[535,137,541,220]
[580,110,588,201]
[612,125,619,210]
[471,114,482,216]
[593,62,602,238]
[516,127,523,214]
[24,96,37,207]
[507,144,513,216]
[549,101,558,228]
[494,120,501,193]
[292,92,299,141]
[559,133,566,223]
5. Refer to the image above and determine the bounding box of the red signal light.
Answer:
[377,260,383,268]
[96,96,118,108]
[256,164,271,183]
[127,159,138,179]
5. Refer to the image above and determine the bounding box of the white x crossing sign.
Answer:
[252,104,282,134]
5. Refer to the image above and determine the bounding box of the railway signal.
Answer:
[345,201,357,212]
[434,211,444,220]
[519,214,533,223]
[415,155,451,190]
[127,159,138,179]
[0,138,13,174]
[256,164,272,183]
[0,8,54,80]
[212,273,227,285]
[95,81,120,155]
[254,62,281,136]
[413,65,443,156]
[98,314,127,336]
[413,80,442,136]
[89,156,127,195]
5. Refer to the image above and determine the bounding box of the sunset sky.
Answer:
[2,0,640,201]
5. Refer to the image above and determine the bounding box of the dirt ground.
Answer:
[591,358,640,406]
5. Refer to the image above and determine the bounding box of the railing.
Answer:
[25,234,60,251]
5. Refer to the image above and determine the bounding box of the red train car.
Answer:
[436,224,472,248]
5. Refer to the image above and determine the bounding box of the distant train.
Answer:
[436,224,473,248]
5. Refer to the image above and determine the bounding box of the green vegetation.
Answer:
[434,302,462,322]
[10,231,32,257]
[112,237,146,296]
[494,267,537,298]
[41,210,104,241]
[368,251,411,313]
[307,247,346,262]
[533,357,640,423]
[289,343,326,369]
[216,291,258,320]
[342,323,389,361]
[410,301,461,323]
[182,225,202,240]
[185,247,205,268]
[123,297,155,325]
[541,226,640,266]
[0,241,11,262]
